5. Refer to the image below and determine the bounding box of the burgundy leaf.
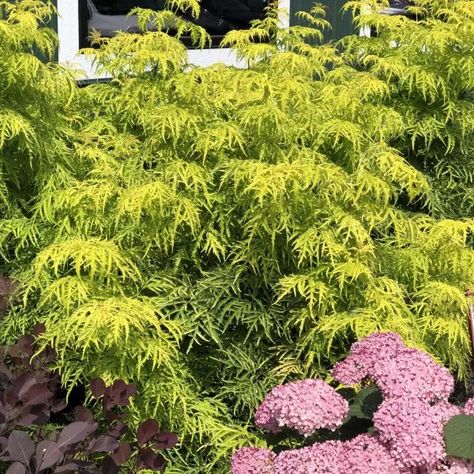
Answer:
[12,374,37,398]
[5,462,26,474]
[0,295,8,313]
[33,324,46,336]
[89,435,119,453]
[52,463,81,473]
[74,405,94,422]
[111,441,131,465]
[109,380,127,397]
[104,380,136,408]
[103,396,116,412]
[0,360,12,377]
[90,378,106,398]
[155,432,178,449]
[37,440,64,471]
[102,456,120,474]
[2,387,17,405]
[56,461,95,472]
[12,335,35,356]
[107,422,127,439]
[39,346,56,363]
[7,431,34,464]
[125,384,137,398]
[57,421,98,447]
[0,274,15,295]
[136,448,166,471]
[119,384,136,407]
[20,383,53,405]
[17,405,50,426]
[103,381,126,410]
[137,419,159,447]
[0,398,13,423]
[105,412,125,422]
[51,399,68,414]
[34,422,98,469]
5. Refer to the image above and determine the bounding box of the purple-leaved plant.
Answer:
[0,327,178,473]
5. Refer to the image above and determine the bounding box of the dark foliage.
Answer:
[0,275,16,315]
[0,330,177,473]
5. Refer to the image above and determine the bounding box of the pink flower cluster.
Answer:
[432,458,474,473]
[332,333,458,471]
[231,332,474,474]
[463,398,474,416]
[374,398,460,471]
[332,333,454,401]
[232,435,400,474]
[231,448,275,474]
[255,379,349,436]
[273,434,399,474]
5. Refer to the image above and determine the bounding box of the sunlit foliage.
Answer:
[0,0,473,470]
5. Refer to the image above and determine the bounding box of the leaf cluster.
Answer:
[0,330,177,473]
[0,0,473,471]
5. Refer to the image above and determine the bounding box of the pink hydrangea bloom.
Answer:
[463,398,474,416]
[332,333,454,401]
[273,440,343,474]
[331,333,406,384]
[232,332,463,474]
[231,448,275,474]
[373,398,459,471]
[273,434,400,474]
[436,458,474,473]
[255,379,349,436]
[411,458,474,473]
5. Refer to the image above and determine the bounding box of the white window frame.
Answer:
[57,0,291,79]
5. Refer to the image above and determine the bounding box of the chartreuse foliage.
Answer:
[0,0,473,471]
[342,0,474,219]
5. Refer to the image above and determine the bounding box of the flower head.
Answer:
[373,398,459,471]
[332,333,454,401]
[231,448,275,474]
[273,434,400,474]
[463,398,474,417]
[255,379,349,436]
[234,332,462,474]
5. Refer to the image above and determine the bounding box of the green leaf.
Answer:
[444,415,474,460]
[349,386,383,420]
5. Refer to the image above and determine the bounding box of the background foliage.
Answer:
[0,0,473,471]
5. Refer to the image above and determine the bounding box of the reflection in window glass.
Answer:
[85,0,269,43]
[381,0,411,15]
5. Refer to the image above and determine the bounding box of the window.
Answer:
[79,0,271,48]
[380,0,411,16]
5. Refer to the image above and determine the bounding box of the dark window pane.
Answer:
[91,0,167,15]
[87,0,267,38]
